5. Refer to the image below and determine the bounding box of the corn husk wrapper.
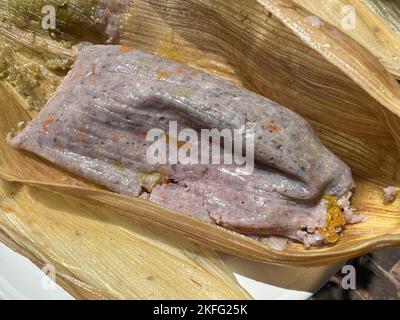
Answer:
[0,179,251,299]
[1,0,400,268]
[291,0,400,79]
[363,0,400,36]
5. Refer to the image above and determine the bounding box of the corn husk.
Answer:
[291,0,400,79]
[1,0,400,267]
[363,0,400,36]
[0,178,251,299]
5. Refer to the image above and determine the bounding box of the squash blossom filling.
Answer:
[319,195,347,243]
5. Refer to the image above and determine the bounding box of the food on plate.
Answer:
[10,45,362,247]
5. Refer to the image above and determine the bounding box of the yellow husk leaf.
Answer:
[291,0,400,79]
[0,179,251,299]
[0,0,400,267]
[363,0,400,37]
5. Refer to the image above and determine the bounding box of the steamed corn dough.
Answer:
[0,179,250,299]
[11,45,362,247]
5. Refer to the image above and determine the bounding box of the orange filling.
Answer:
[264,122,281,133]
[318,195,346,243]
[42,116,55,132]
[119,45,134,53]
[156,71,170,80]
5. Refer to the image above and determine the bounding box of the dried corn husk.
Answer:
[1,0,400,267]
[291,0,400,79]
[0,179,250,299]
[363,0,400,36]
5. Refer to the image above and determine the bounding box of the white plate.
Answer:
[0,242,73,300]
[0,242,341,300]
[220,253,342,300]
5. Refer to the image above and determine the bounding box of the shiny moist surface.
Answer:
[11,45,355,246]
